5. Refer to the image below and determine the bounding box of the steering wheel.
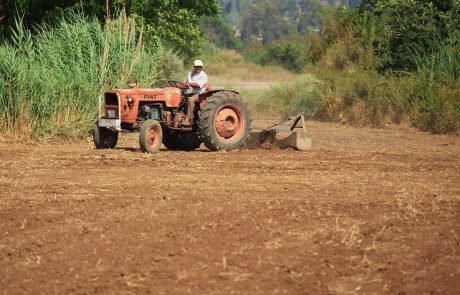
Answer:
[168,80,187,89]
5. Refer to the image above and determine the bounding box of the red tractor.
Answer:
[93,81,251,153]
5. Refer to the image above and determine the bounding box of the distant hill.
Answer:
[219,0,362,23]
[216,0,362,45]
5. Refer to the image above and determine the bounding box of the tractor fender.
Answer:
[198,90,240,108]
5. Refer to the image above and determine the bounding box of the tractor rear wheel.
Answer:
[93,123,118,149]
[139,120,163,153]
[198,91,251,151]
[163,132,201,151]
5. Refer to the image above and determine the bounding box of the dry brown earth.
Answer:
[0,121,459,294]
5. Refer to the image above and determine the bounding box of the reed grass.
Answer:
[0,13,183,139]
[411,31,460,81]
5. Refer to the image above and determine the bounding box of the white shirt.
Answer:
[185,70,208,94]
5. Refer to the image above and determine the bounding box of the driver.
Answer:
[181,59,208,126]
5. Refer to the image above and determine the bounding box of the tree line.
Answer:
[215,0,459,77]
[0,0,365,59]
[0,0,220,58]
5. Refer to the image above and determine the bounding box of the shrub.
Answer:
[312,69,405,125]
[261,36,311,73]
[358,0,460,73]
[401,72,460,134]
[242,41,267,65]
[310,67,460,134]
[257,76,320,118]
[200,16,242,51]
[296,2,460,134]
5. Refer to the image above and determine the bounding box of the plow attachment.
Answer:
[245,112,312,151]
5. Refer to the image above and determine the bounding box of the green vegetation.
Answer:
[412,31,460,81]
[310,70,460,133]
[200,16,242,51]
[222,0,360,45]
[0,0,458,138]
[0,0,221,139]
[237,0,459,134]
[0,14,182,139]
[264,78,319,117]
[0,0,220,59]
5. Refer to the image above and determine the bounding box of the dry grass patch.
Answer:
[200,50,299,84]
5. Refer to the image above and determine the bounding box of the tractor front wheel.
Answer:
[139,120,163,153]
[198,91,251,151]
[93,123,118,149]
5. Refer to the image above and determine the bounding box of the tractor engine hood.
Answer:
[106,87,182,108]
[101,86,183,125]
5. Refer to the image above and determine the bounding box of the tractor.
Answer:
[92,80,251,153]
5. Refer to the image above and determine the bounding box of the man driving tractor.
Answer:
[94,58,252,153]
[181,59,208,126]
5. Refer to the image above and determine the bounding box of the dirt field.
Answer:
[0,121,459,294]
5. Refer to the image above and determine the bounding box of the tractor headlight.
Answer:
[127,96,134,103]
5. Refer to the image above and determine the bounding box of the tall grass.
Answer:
[411,31,460,81]
[258,67,459,134]
[0,13,183,139]
[246,76,319,119]
[265,77,319,118]
[310,68,459,134]
[312,70,407,126]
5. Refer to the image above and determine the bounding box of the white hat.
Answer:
[194,59,204,67]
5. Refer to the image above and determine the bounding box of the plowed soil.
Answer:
[1,121,459,294]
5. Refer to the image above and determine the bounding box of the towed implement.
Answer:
[246,112,312,151]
